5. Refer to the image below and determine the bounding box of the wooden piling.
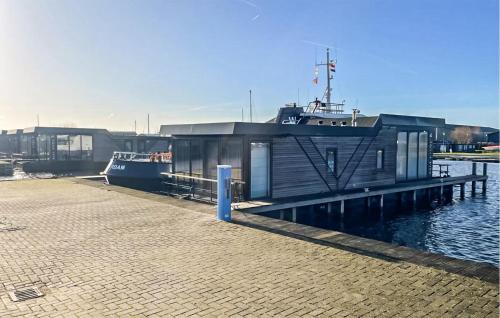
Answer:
[471,162,477,196]
[460,183,465,200]
[292,207,297,222]
[327,202,332,214]
[482,163,487,194]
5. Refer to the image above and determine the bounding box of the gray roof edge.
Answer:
[378,113,446,127]
[160,121,378,137]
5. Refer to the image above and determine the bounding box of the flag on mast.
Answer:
[329,62,336,72]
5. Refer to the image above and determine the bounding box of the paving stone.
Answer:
[0,179,497,317]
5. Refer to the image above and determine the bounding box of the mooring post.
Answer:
[216,165,232,221]
[460,183,465,200]
[471,162,477,196]
[327,202,332,214]
[440,185,444,202]
[292,207,297,222]
[482,163,487,194]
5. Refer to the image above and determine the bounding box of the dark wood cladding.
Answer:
[272,127,397,199]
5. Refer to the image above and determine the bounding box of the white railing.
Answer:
[112,151,172,163]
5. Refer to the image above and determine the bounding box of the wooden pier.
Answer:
[234,162,488,215]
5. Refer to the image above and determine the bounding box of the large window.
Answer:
[326,148,337,176]
[396,132,407,181]
[56,135,93,161]
[174,140,190,175]
[407,132,418,180]
[19,135,35,157]
[81,135,93,160]
[57,135,70,160]
[37,134,50,160]
[69,135,82,160]
[418,132,428,178]
[221,138,243,181]
[190,139,202,178]
[397,131,429,182]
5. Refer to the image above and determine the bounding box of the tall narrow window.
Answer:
[326,148,337,176]
[376,149,384,169]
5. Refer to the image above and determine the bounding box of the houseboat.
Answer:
[0,126,170,174]
[158,108,444,202]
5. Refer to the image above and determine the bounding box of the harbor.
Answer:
[0,1,498,316]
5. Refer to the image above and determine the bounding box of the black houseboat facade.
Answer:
[160,113,445,201]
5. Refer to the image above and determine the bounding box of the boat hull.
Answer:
[104,158,171,191]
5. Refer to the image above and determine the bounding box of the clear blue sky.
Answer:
[0,0,498,131]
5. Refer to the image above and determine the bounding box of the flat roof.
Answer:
[160,122,378,137]
[22,126,108,135]
[376,114,445,128]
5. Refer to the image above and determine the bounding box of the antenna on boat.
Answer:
[315,48,336,109]
[249,89,253,123]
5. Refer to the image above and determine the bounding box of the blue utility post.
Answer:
[217,165,232,221]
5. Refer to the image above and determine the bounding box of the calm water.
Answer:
[264,160,500,267]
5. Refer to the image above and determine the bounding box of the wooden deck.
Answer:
[233,174,487,213]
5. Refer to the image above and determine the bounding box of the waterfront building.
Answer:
[160,113,443,201]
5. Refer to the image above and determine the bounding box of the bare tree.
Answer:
[449,126,472,144]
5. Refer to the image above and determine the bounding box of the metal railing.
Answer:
[304,101,345,114]
[161,172,245,203]
[432,163,450,178]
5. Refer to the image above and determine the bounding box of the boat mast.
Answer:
[315,48,334,110]
[326,48,331,106]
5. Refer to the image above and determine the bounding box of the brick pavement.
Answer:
[0,179,498,317]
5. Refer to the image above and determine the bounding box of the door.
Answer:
[250,142,270,199]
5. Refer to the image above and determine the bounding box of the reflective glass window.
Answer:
[418,131,428,178]
[174,140,190,174]
[57,135,70,160]
[407,132,418,180]
[69,135,82,160]
[221,138,243,181]
[396,132,407,181]
[81,135,93,160]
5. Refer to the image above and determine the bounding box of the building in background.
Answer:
[0,126,170,173]
[486,131,499,145]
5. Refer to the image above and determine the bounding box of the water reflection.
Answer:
[263,161,500,267]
